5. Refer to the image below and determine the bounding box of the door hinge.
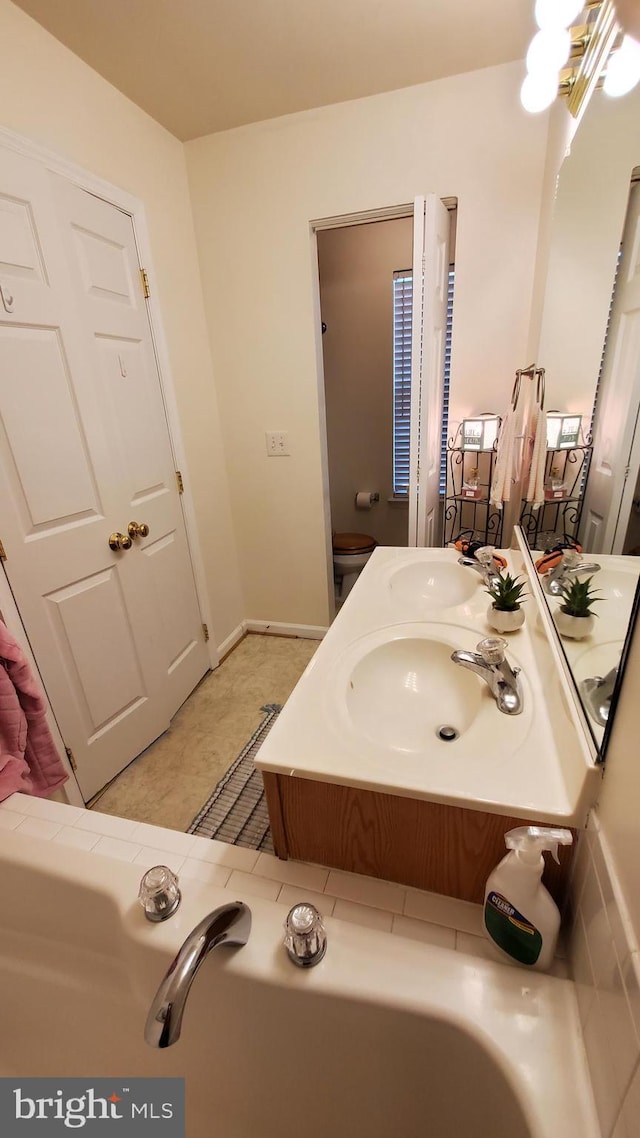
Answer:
[176,470,184,495]
[0,537,6,561]
[202,623,210,642]
[140,268,150,299]
[65,746,78,773]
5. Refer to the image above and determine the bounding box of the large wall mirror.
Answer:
[521,84,640,760]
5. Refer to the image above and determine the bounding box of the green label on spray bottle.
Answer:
[484,891,542,965]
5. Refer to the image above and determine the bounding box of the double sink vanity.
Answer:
[257,534,605,906]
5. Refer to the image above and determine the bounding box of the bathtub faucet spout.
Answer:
[145,901,251,1048]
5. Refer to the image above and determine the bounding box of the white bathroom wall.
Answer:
[0,0,244,653]
[186,62,550,626]
[318,217,413,547]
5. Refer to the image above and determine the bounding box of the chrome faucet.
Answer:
[450,636,523,715]
[579,665,618,727]
[145,901,251,1048]
[543,550,601,596]
[458,547,502,591]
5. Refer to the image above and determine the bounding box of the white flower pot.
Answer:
[487,604,525,633]
[553,609,595,640]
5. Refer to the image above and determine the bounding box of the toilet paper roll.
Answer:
[355,491,378,509]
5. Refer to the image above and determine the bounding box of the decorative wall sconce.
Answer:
[461,415,500,452]
[521,1,640,118]
[546,412,583,449]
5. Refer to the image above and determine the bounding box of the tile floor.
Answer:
[89,633,318,831]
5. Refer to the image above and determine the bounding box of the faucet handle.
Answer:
[284,902,327,967]
[138,865,182,922]
[475,546,496,567]
[476,636,507,664]
[560,549,581,569]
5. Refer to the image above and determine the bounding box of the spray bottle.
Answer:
[483,826,573,971]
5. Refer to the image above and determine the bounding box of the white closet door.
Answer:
[50,175,208,718]
[582,180,640,554]
[408,195,450,547]
[0,149,207,799]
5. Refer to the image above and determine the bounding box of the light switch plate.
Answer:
[265,431,290,456]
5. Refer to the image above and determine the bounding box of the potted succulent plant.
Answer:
[554,576,600,640]
[486,571,527,633]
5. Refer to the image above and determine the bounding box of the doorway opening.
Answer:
[313,200,457,613]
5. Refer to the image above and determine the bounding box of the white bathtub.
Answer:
[0,829,598,1138]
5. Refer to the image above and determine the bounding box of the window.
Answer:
[391,267,455,497]
[392,270,413,495]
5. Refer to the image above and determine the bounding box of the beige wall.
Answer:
[186,62,550,625]
[318,218,412,547]
[0,0,243,652]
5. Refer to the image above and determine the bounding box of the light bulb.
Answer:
[526,28,571,75]
[603,35,640,97]
[535,0,582,31]
[520,72,559,113]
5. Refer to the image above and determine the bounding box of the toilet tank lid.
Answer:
[333,532,377,554]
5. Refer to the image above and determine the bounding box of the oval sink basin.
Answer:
[388,561,478,615]
[346,635,482,753]
[567,638,623,683]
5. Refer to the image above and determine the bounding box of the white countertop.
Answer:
[256,546,599,825]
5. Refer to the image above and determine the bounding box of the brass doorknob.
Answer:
[109,531,133,551]
[127,521,150,539]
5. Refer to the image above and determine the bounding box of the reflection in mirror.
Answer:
[524,85,640,753]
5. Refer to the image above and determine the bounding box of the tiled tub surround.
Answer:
[569,814,640,1138]
[0,792,562,958]
[0,795,598,1138]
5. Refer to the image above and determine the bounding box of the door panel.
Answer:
[96,333,174,496]
[50,174,209,739]
[143,532,200,674]
[408,195,450,547]
[0,194,48,283]
[72,223,135,305]
[0,325,101,527]
[0,148,207,799]
[46,569,147,733]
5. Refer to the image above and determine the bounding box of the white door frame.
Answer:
[310,202,415,621]
[0,126,218,797]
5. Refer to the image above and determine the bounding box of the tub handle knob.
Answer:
[284,902,327,967]
[138,865,182,922]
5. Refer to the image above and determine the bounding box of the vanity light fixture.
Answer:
[521,1,640,118]
[546,412,583,450]
[461,415,500,452]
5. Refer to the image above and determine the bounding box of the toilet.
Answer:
[332,532,377,605]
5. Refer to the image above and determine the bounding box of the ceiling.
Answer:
[13,0,535,141]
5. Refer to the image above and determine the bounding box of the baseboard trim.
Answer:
[216,622,247,661]
[245,620,327,640]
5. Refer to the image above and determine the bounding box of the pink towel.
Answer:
[0,621,69,801]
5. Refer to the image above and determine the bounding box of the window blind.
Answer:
[440,267,455,496]
[392,271,413,495]
[392,266,455,498]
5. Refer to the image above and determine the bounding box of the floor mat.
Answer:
[186,703,280,852]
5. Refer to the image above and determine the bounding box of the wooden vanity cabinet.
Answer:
[263,772,575,907]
